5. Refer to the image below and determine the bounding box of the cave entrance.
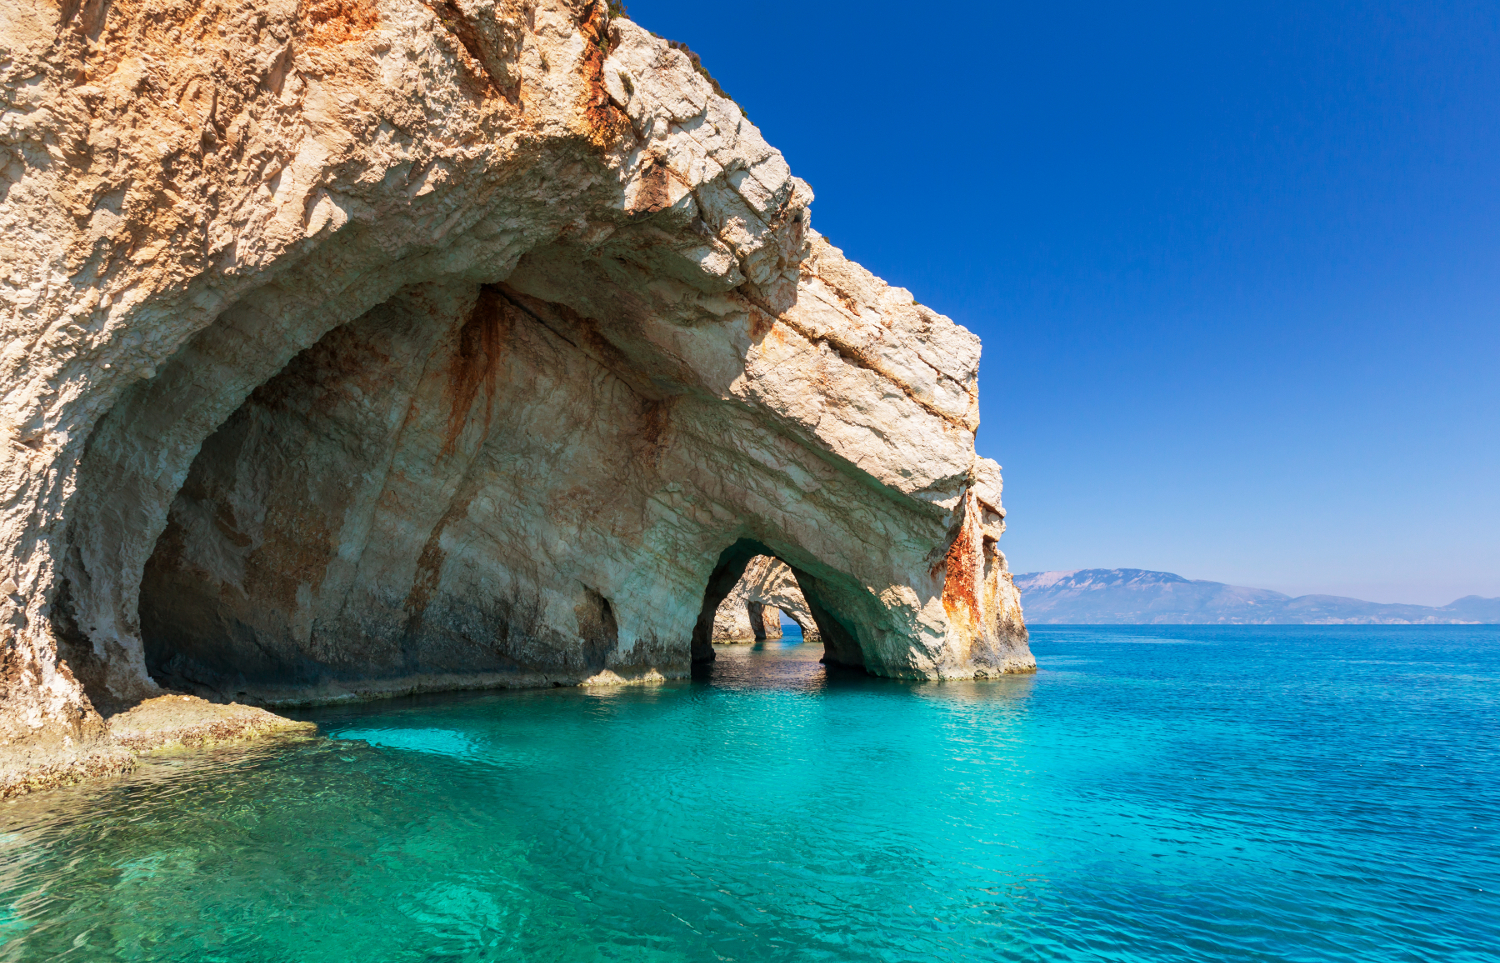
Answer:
[708,554,819,645]
[692,539,866,670]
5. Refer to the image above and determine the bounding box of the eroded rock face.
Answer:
[712,556,818,644]
[0,0,1031,779]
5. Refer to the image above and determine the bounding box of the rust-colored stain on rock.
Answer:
[937,509,982,629]
[629,155,675,215]
[302,0,380,46]
[748,306,774,340]
[578,0,630,147]
[402,484,479,623]
[633,397,675,471]
[442,287,511,457]
[404,533,447,620]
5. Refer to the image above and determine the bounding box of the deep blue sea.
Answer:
[2,625,1497,962]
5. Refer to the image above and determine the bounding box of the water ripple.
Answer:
[1,629,1498,961]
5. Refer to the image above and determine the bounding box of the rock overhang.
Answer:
[0,0,1032,791]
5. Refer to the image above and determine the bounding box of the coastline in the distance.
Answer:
[1016,569,1500,625]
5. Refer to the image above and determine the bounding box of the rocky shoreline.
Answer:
[1,695,313,799]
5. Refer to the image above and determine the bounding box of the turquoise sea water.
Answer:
[3,625,1498,962]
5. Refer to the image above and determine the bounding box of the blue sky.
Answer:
[626,1,1500,605]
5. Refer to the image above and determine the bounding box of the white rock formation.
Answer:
[713,598,783,645]
[712,555,818,643]
[0,0,1031,786]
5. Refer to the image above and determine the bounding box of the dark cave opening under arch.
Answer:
[691,538,868,671]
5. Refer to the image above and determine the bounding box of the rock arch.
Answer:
[711,555,818,645]
[691,539,872,670]
[0,1,1032,784]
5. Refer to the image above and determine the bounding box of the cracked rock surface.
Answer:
[0,0,1031,794]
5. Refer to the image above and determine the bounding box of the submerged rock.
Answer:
[0,0,1031,793]
[713,556,819,644]
[0,695,310,798]
[108,695,315,753]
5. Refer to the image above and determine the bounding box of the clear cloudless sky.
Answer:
[625,0,1500,605]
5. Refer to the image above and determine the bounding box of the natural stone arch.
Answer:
[118,264,1026,701]
[691,538,905,673]
[51,165,605,710]
[127,277,686,702]
[0,1,1032,788]
[711,555,819,644]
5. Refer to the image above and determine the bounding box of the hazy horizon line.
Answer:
[1012,566,1499,609]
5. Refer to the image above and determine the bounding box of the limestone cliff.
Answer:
[0,0,1031,787]
[712,555,818,644]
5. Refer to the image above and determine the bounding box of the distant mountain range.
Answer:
[1013,569,1500,624]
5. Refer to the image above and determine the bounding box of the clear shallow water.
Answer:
[3,625,1498,962]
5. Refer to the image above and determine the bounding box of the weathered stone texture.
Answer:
[0,0,1031,785]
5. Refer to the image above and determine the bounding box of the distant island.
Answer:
[1014,569,1500,624]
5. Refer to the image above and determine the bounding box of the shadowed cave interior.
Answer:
[693,541,851,663]
[112,278,880,704]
